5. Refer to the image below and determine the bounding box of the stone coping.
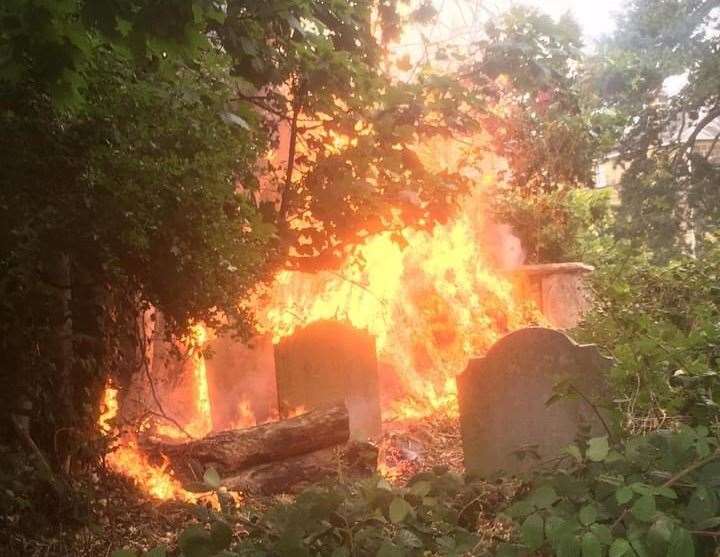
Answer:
[509,262,594,276]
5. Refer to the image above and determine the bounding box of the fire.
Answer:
[234,398,258,429]
[106,436,196,502]
[98,384,118,434]
[188,324,213,437]
[98,381,197,502]
[257,185,538,420]
[153,323,213,440]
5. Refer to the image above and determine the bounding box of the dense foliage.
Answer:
[491,188,612,264]
[113,467,497,557]
[577,247,720,424]
[472,8,607,194]
[5,0,720,555]
[1,46,270,468]
[503,427,720,557]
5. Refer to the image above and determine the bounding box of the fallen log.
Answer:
[144,404,350,482]
[223,441,379,495]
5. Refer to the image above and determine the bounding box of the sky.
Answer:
[424,0,627,45]
[508,0,626,40]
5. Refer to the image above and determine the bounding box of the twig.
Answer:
[568,384,616,443]
[137,314,195,440]
[611,449,720,533]
[661,449,720,488]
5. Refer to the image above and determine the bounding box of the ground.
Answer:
[1,413,520,556]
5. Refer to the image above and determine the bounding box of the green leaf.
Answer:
[630,483,655,496]
[530,485,558,509]
[616,486,634,505]
[590,524,613,545]
[557,534,582,557]
[566,444,583,462]
[143,549,166,557]
[608,538,631,557]
[657,486,678,499]
[112,551,136,557]
[630,495,656,523]
[409,480,432,497]
[210,520,233,551]
[581,532,602,557]
[696,516,720,529]
[647,517,674,555]
[520,513,544,550]
[395,529,423,549]
[587,437,610,462]
[579,504,598,526]
[377,541,404,557]
[389,497,413,524]
[178,525,214,557]
[686,486,719,525]
[203,467,221,489]
[667,527,694,557]
[505,500,534,518]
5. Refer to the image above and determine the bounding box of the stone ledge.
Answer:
[510,262,595,276]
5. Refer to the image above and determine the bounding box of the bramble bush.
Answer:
[576,246,720,425]
[501,426,720,557]
[112,467,495,557]
[114,422,720,556]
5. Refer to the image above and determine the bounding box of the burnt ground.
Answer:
[1,413,519,556]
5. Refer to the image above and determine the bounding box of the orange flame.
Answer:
[98,384,119,434]
[107,436,196,502]
[98,381,197,502]
[152,323,213,440]
[188,324,213,436]
[257,184,538,420]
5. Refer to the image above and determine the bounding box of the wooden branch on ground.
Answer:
[223,441,379,495]
[143,404,352,485]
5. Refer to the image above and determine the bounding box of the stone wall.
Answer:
[511,262,594,329]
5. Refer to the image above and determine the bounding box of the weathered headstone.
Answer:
[205,334,277,431]
[457,327,612,476]
[274,320,382,441]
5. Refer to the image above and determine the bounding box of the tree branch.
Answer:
[279,79,307,224]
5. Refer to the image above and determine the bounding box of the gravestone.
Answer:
[205,334,277,431]
[274,320,382,441]
[457,327,612,476]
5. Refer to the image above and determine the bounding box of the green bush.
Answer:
[501,427,720,557]
[490,187,612,264]
[113,468,498,557]
[576,247,720,424]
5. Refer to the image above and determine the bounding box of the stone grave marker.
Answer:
[274,320,382,441]
[457,327,612,476]
[205,333,277,431]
